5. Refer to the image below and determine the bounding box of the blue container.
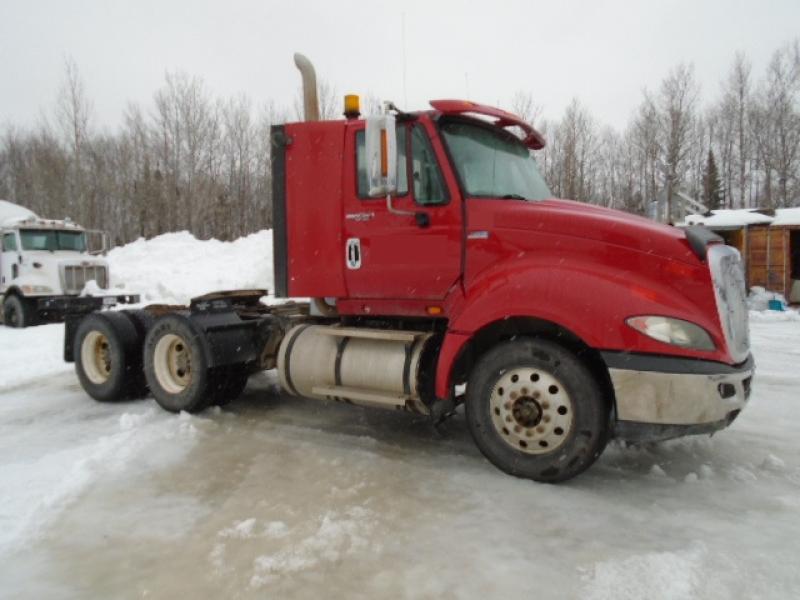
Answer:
[768,298,785,311]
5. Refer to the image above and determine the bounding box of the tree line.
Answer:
[516,40,800,218]
[0,40,798,246]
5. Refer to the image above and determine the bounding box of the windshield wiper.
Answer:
[500,193,528,200]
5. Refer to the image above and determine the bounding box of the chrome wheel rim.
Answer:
[489,367,574,454]
[153,333,192,394]
[81,331,112,384]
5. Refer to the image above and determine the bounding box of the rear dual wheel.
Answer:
[465,338,610,483]
[74,312,148,401]
[144,316,248,413]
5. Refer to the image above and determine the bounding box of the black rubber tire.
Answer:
[3,295,34,328]
[465,337,610,483]
[120,309,156,398]
[122,309,155,339]
[74,312,145,402]
[144,314,213,414]
[207,366,249,406]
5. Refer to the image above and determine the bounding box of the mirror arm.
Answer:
[386,194,430,229]
[386,194,415,217]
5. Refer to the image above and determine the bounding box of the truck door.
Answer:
[1,232,19,291]
[342,119,462,300]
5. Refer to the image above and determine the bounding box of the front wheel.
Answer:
[465,338,610,483]
[3,295,35,328]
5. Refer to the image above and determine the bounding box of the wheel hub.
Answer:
[489,367,574,455]
[154,334,192,394]
[512,396,542,428]
[81,331,112,385]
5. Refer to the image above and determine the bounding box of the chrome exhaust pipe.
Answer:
[293,52,320,122]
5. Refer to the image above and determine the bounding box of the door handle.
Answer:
[346,238,362,269]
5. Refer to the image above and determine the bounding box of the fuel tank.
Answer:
[277,324,433,414]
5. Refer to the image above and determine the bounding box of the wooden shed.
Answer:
[683,208,800,304]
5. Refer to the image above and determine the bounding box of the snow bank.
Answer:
[105,230,274,305]
[748,286,788,311]
[0,324,71,392]
[747,287,800,320]
[749,309,800,322]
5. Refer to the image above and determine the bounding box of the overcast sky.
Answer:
[1,0,798,132]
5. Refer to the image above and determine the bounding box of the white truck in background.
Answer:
[0,200,138,327]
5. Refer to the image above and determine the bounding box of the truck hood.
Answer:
[492,198,699,264]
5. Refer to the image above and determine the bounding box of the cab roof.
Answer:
[429,99,546,150]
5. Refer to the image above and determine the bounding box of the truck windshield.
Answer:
[20,229,87,252]
[440,120,552,201]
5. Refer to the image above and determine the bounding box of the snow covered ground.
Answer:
[1,232,799,599]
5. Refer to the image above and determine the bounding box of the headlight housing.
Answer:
[626,316,715,351]
[21,285,54,294]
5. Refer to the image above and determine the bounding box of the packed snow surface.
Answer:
[1,231,799,599]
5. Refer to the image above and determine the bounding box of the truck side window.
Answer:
[356,127,408,198]
[2,233,17,252]
[410,125,448,206]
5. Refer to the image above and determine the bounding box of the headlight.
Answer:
[21,285,54,294]
[626,316,715,351]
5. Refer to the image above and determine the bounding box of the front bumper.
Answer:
[602,352,754,442]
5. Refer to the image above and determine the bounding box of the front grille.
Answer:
[708,244,750,362]
[61,264,108,294]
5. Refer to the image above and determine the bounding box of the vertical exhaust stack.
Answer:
[293,52,337,317]
[293,53,320,122]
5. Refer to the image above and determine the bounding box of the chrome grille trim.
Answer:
[60,264,108,294]
[708,244,750,363]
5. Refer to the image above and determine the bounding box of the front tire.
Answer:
[465,338,610,483]
[3,295,34,328]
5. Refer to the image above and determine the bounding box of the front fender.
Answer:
[434,254,725,399]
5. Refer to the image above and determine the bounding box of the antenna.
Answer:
[402,13,408,107]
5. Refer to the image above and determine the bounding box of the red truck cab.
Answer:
[66,57,753,483]
[270,96,753,479]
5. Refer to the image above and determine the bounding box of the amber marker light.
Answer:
[344,94,360,119]
[380,129,389,177]
[426,306,443,315]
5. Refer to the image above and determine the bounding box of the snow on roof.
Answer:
[771,207,800,226]
[0,199,38,227]
[682,209,774,228]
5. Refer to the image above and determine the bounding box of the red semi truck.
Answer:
[65,54,753,482]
